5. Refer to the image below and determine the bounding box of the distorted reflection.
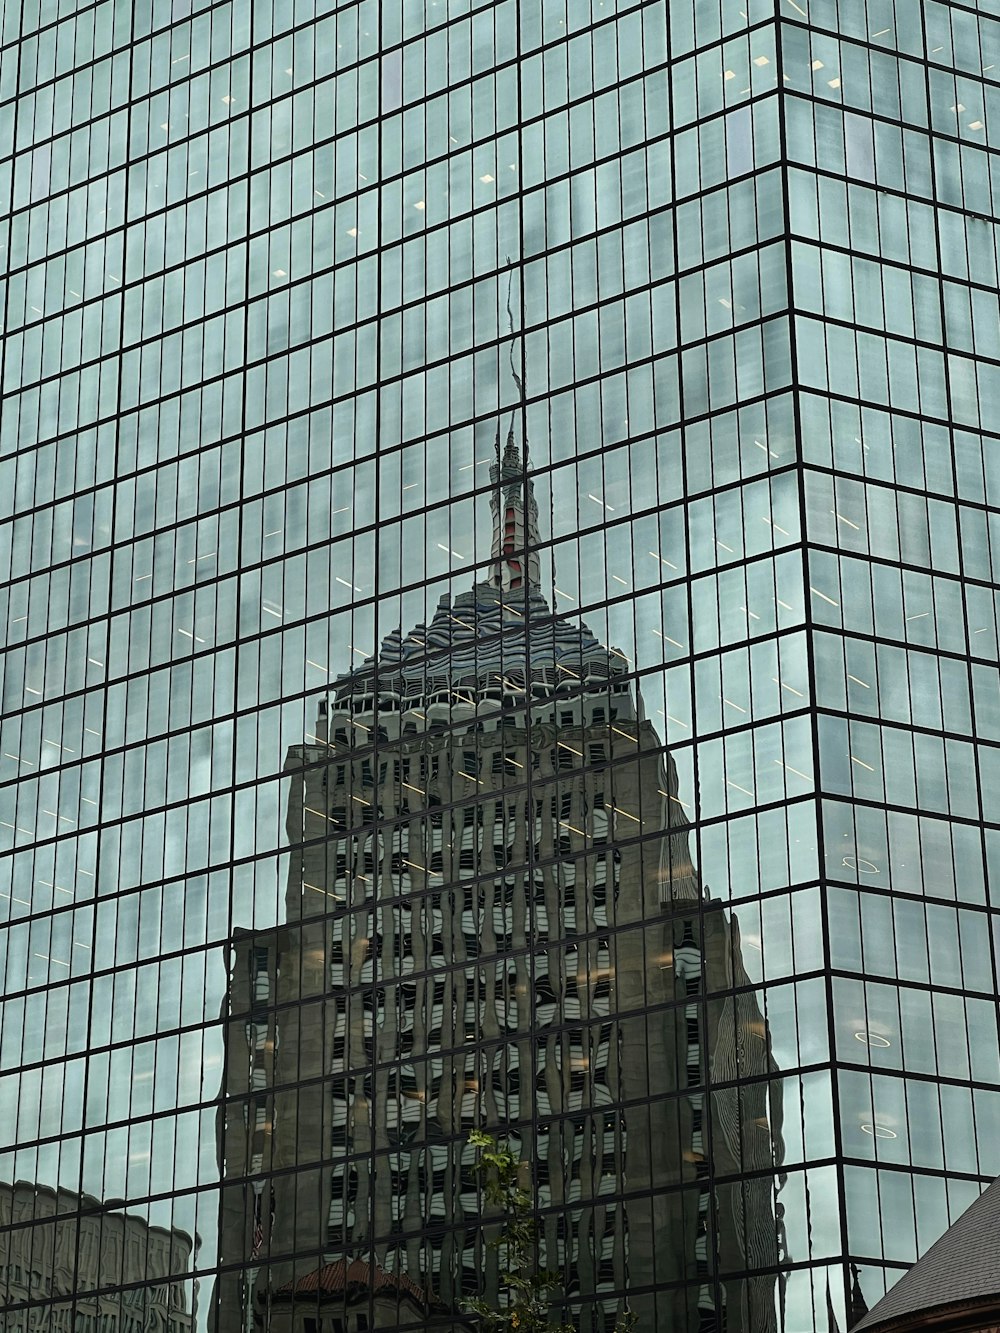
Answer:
[0,1182,195,1333]
[214,425,785,1333]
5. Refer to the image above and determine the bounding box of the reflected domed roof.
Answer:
[333,432,628,709]
[334,581,628,706]
[274,1259,428,1306]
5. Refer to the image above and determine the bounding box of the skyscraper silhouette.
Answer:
[214,427,784,1333]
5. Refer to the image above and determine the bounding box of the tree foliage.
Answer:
[461,1130,635,1333]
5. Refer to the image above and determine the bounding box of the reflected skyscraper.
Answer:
[214,430,784,1333]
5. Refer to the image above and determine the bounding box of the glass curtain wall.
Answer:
[0,2,998,1333]
[786,0,1000,1316]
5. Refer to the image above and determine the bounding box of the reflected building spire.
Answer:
[489,262,540,594]
[489,425,540,592]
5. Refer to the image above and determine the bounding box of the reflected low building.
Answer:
[0,1181,195,1333]
[268,1259,476,1333]
[214,438,785,1333]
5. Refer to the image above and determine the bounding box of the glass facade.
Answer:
[1,2,998,1332]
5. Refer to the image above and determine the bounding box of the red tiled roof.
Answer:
[274,1259,428,1307]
